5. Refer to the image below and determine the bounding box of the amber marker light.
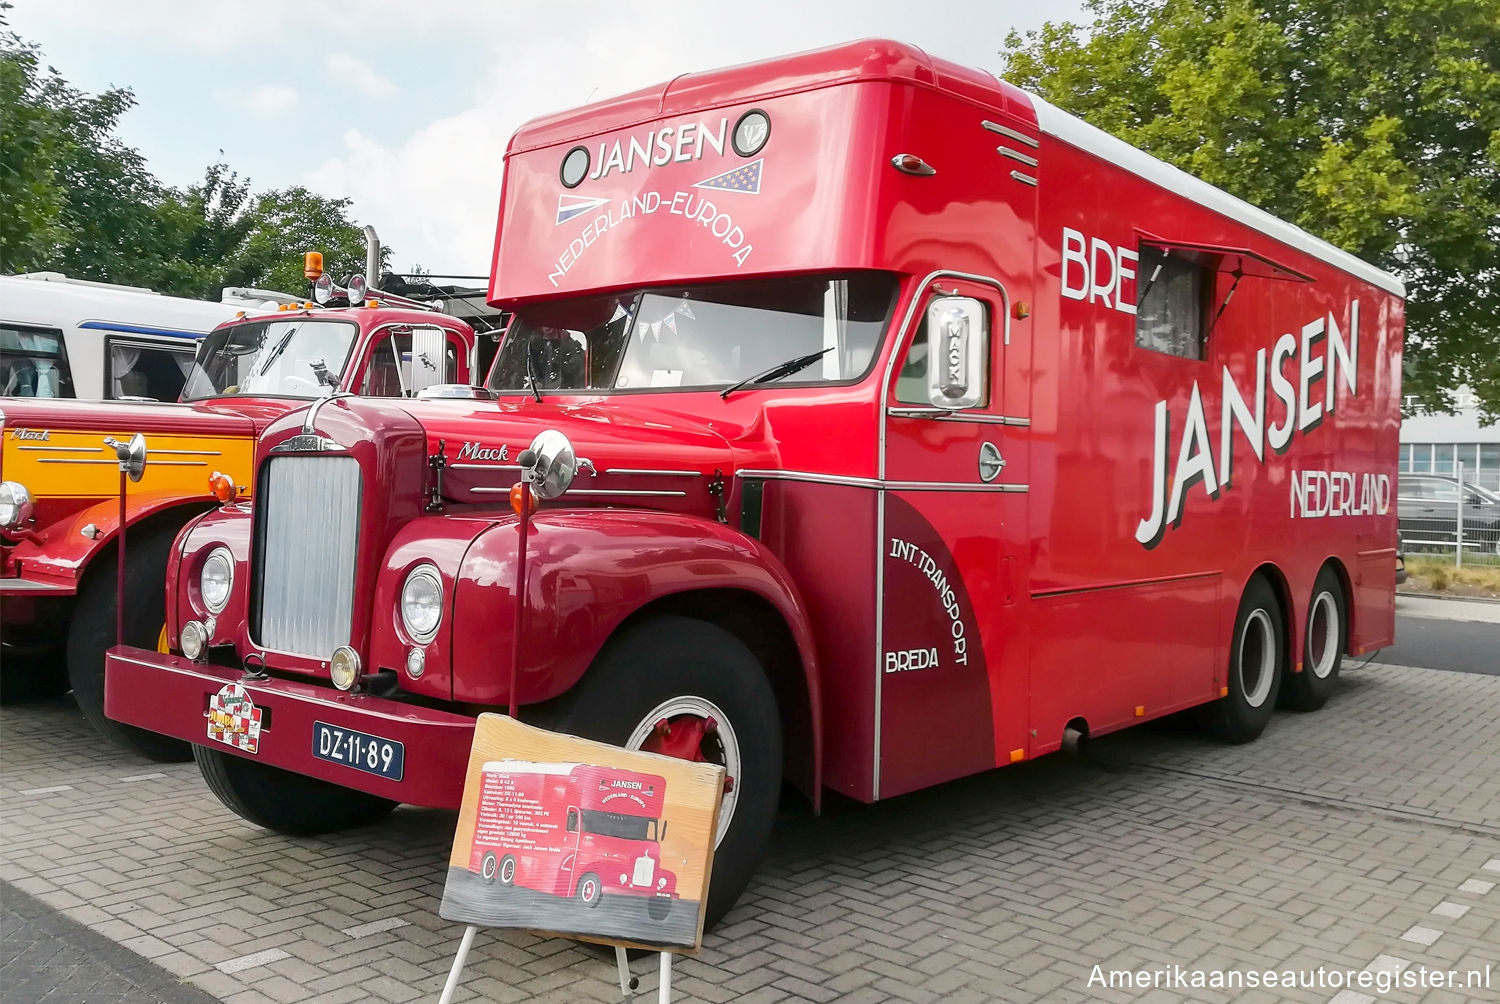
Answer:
[208,471,237,503]
[509,483,537,517]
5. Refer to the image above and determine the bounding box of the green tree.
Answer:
[0,4,163,278]
[1,8,388,301]
[1002,0,1500,420]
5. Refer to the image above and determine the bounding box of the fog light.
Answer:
[180,620,207,661]
[405,647,425,680]
[329,646,362,691]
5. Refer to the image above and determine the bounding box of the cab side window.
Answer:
[1135,246,1208,360]
[1,324,75,398]
[361,330,460,396]
[894,317,929,405]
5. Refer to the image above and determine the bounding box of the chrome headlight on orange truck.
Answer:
[0,481,33,529]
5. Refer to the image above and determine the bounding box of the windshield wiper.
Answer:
[720,348,833,399]
[257,325,300,377]
[523,343,543,402]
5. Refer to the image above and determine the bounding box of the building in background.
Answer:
[1400,388,1500,489]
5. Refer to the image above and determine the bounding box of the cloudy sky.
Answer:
[14,1,1085,278]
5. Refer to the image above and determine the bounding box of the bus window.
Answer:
[108,339,195,400]
[1,324,75,398]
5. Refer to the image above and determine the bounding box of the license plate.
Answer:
[312,722,405,781]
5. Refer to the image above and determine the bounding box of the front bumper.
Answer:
[105,645,476,808]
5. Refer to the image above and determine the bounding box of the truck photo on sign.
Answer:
[439,714,724,951]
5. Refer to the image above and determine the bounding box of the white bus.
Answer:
[0,272,293,402]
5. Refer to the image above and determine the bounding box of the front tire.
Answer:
[67,528,191,761]
[1282,566,1345,712]
[480,853,498,883]
[1207,575,1285,743]
[193,744,397,834]
[575,872,602,908]
[545,615,782,931]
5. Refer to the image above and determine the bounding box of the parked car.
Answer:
[1395,551,1407,584]
[1396,474,1500,554]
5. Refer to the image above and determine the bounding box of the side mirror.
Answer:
[524,429,595,500]
[925,296,987,410]
[407,326,449,396]
[103,433,148,482]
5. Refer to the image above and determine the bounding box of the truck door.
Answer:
[877,277,1030,798]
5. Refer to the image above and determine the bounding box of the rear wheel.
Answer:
[1207,575,1284,743]
[545,615,782,931]
[193,744,397,834]
[480,853,498,883]
[499,855,516,886]
[1282,566,1346,712]
[67,528,191,762]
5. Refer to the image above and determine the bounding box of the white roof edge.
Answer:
[1026,94,1406,299]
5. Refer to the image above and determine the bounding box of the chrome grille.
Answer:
[255,455,360,656]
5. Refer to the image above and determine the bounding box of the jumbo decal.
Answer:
[207,682,263,754]
[1133,299,1370,549]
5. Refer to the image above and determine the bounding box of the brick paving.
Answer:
[1,660,1497,1002]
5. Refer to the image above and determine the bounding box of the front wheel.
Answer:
[480,853,498,883]
[1206,575,1284,743]
[575,872,602,908]
[545,615,782,931]
[193,744,397,834]
[67,528,191,762]
[1281,567,1345,712]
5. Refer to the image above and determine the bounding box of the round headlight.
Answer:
[330,645,362,691]
[0,481,34,529]
[200,547,233,614]
[400,565,443,642]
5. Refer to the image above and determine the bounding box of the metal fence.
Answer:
[1398,461,1500,566]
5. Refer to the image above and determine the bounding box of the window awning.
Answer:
[1138,237,1314,284]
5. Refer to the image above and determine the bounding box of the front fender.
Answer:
[371,508,823,789]
[2,490,216,589]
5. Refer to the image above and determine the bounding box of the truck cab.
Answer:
[0,291,479,757]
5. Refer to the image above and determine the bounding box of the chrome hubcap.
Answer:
[1308,591,1339,680]
[626,695,741,847]
[1238,609,1276,708]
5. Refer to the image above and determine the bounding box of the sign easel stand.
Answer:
[437,927,673,1003]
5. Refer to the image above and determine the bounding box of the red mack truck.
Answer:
[104,40,1404,926]
[2,268,479,757]
[469,762,677,917]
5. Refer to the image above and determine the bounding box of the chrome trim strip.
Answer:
[452,462,522,471]
[152,449,223,456]
[569,489,688,498]
[996,145,1039,168]
[886,407,1031,426]
[982,119,1040,148]
[734,469,1027,493]
[469,487,688,498]
[1010,170,1038,187]
[873,486,884,800]
[17,446,102,453]
[39,457,206,467]
[604,468,702,477]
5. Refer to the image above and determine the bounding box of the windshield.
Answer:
[579,810,658,841]
[180,319,358,400]
[488,272,898,394]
